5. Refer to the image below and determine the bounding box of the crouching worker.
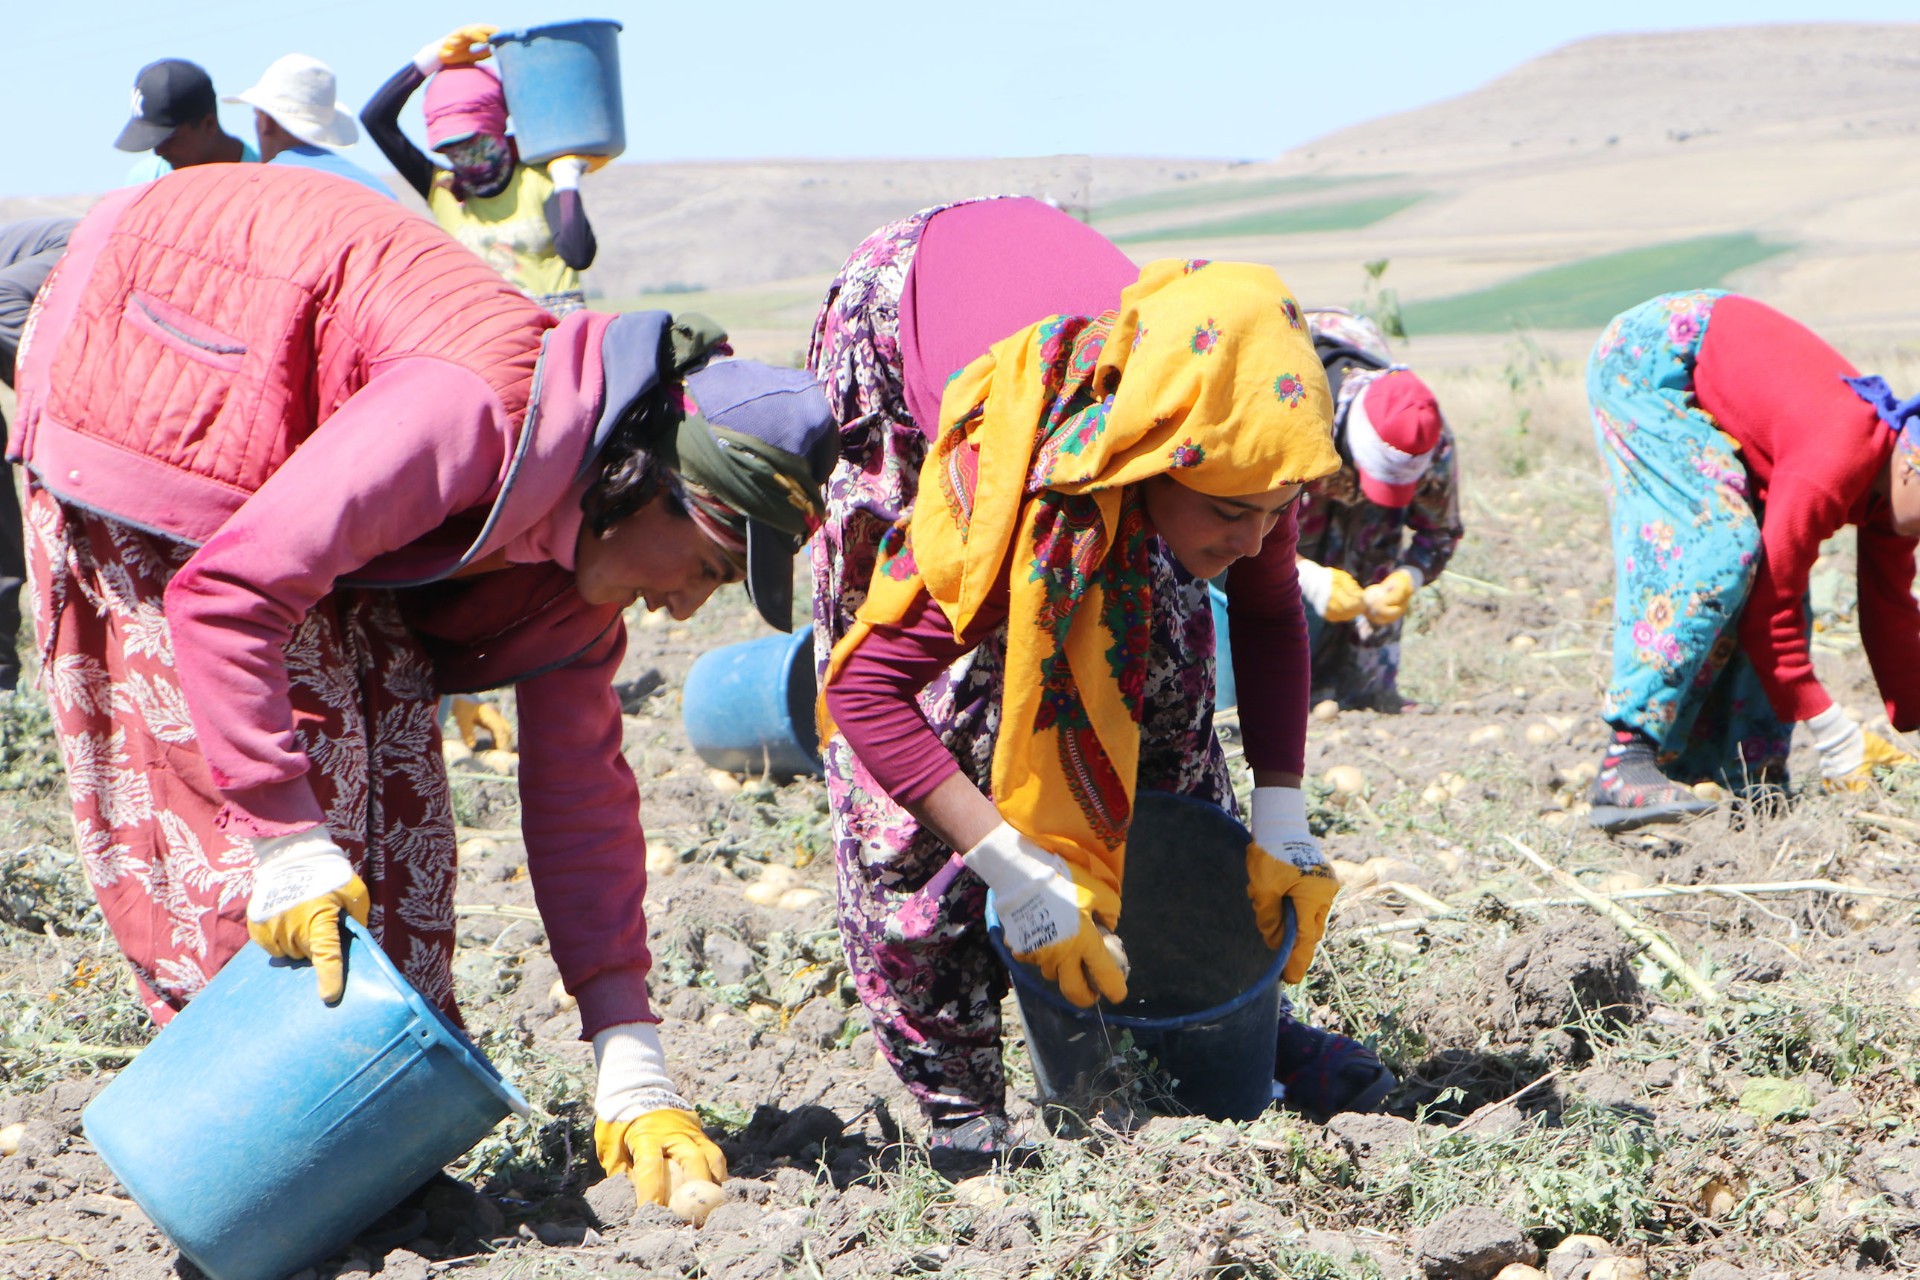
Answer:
[811,204,1396,1165]
[1583,291,1920,832]
[9,164,838,1208]
[1295,307,1459,712]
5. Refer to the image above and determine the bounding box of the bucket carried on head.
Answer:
[988,790,1295,1122]
[83,918,527,1280]
[489,19,626,165]
[681,628,823,779]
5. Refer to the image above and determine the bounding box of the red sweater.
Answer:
[1693,295,1920,728]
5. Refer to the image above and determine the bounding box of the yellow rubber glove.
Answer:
[1833,728,1917,792]
[1245,845,1340,985]
[247,830,372,1004]
[595,1109,727,1207]
[437,24,499,66]
[451,695,514,752]
[1018,866,1128,1008]
[1323,570,1366,623]
[964,822,1128,1008]
[1363,569,1418,625]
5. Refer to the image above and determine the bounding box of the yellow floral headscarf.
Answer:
[826,259,1339,899]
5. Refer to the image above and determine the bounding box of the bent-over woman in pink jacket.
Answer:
[9,164,838,1212]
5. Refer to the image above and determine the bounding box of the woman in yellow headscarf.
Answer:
[815,211,1396,1165]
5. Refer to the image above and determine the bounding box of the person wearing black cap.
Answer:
[116,57,258,185]
[10,164,839,1214]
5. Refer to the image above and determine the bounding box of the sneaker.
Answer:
[926,1113,1040,1178]
[1273,1016,1396,1123]
[1586,732,1716,833]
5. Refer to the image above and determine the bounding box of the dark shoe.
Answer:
[1273,1017,1396,1123]
[926,1113,1040,1178]
[1586,735,1715,833]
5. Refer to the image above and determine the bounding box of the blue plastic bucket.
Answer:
[83,919,527,1280]
[489,20,626,165]
[988,791,1295,1122]
[682,628,822,778]
[1209,584,1236,713]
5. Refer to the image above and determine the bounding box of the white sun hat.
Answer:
[223,54,358,148]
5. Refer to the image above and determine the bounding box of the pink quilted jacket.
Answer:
[12,166,659,1036]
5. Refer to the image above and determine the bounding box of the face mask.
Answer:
[442,133,513,197]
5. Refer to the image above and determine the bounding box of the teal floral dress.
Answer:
[1589,291,1794,784]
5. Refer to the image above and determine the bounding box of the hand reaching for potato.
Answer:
[1362,569,1418,625]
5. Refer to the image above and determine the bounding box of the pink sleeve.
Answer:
[1223,506,1309,778]
[825,590,1008,808]
[514,620,657,1039]
[164,359,512,838]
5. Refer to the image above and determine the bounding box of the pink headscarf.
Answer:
[424,65,508,150]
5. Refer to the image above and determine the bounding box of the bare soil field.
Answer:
[4,345,1920,1280]
[6,22,1920,1280]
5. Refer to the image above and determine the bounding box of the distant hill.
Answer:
[9,24,1918,359]
[1100,23,1920,350]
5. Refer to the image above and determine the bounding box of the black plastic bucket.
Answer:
[988,791,1294,1121]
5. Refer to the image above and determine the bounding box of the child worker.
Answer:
[809,197,1397,1166]
[1295,307,1460,712]
[1583,290,1920,832]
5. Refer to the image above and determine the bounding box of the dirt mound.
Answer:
[1478,915,1644,1054]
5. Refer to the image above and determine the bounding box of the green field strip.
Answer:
[1094,172,1392,221]
[1401,234,1796,334]
[1110,193,1429,245]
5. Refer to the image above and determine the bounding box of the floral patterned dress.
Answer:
[1588,291,1794,784]
[806,204,1232,1123]
[22,485,456,1024]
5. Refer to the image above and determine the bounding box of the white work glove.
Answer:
[1806,704,1865,781]
[593,1021,693,1122]
[964,821,1125,1007]
[247,827,370,1003]
[1245,787,1339,984]
[548,156,588,190]
[1249,786,1328,873]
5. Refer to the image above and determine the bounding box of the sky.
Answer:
[3,2,1917,199]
